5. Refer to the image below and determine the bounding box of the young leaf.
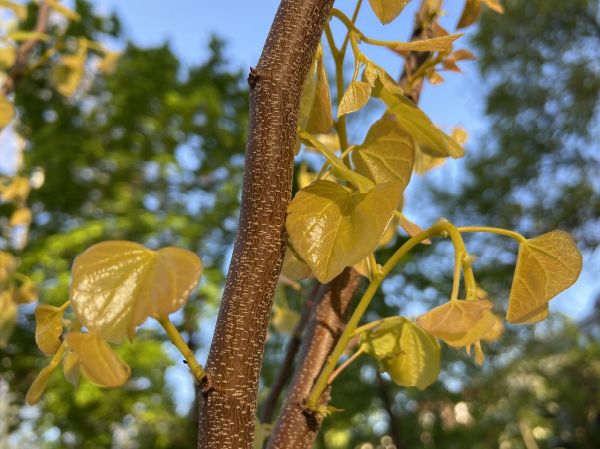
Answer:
[1,176,30,202]
[51,39,87,97]
[9,207,32,226]
[416,300,495,347]
[286,180,402,283]
[457,0,481,29]
[63,350,81,386]
[281,247,313,281]
[337,80,372,117]
[64,332,130,387]
[0,94,15,129]
[375,86,464,159]
[25,364,56,405]
[298,46,333,134]
[368,0,412,25]
[352,115,415,186]
[390,34,462,52]
[481,314,504,342]
[71,241,203,343]
[360,318,440,390]
[397,214,432,244]
[507,230,582,324]
[35,304,64,356]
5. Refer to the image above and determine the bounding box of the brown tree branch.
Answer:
[2,1,51,96]
[266,268,362,449]
[266,1,444,446]
[197,1,334,448]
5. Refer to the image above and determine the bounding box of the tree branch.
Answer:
[197,1,334,447]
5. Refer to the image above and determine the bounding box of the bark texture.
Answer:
[197,1,334,447]
[266,268,362,449]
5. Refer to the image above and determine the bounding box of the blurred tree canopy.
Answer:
[1,1,247,448]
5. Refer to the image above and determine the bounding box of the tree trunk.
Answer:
[197,1,334,448]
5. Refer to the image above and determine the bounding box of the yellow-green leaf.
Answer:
[0,251,17,282]
[337,80,371,117]
[25,364,55,405]
[0,46,16,69]
[416,299,495,347]
[507,230,582,324]
[457,0,481,29]
[360,318,440,390]
[281,247,312,281]
[286,180,402,283]
[0,94,15,129]
[0,290,17,348]
[35,304,64,356]
[62,350,80,386]
[368,0,412,25]
[7,31,50,42]
[298,46,333,134]
[64,332,130,387]
[375,86,464,159]
[9,207,32,226]
[1,176,31,202]
[390,34,462,52]
[352,115,415,186]
[397,214,432,244]
[71,241,203,343]
[481,314,504,342]
[47,0,81,22]
[51,39,87,97]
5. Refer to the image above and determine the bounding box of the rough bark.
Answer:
[197,1,334,447]
[266,268,362,449]
[266,1,444,446]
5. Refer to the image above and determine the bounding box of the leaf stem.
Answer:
[457,226,527,244]
[327,347,364,385]
[156,315,205,383]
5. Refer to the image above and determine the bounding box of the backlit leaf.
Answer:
[286,180,402,283]
[281,247,312,281]
[63,350,81,386]
[457,0,481,29]
[507,230,582,324]
[47,0,81,21]
[51,38,87,97]
[71,241,203,343]
[390,34,462,52]
[0,94,15,129]
[2,176,30,202]
[482,0,504,14]
[375,86,464,158]
[0,46,16,68]
[481,314,504,342]
[64,332,130,387]
[298,46,333,134]
[35,304,64,356]
[368,0,412,25]
[0,251,17,282]
[360,318,440,390]
[25,364,55,405]
[9,207,32,226]
[416,300,495,347]
[352,115,415,187]
[397,214,432,244]
[0,291,17,348]
[337,80,371,117]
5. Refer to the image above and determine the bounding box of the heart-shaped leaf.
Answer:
[368,0,412,24]
[416,299,495,347]
[298,46,333,134]
[507,230,582,324]
[352,115,415,186]
[64,332,130,387]
[35,304,64,356]
[71,241,202,343]
[338,80,372,117]
[286,180,402,283]
[360,318,440,390]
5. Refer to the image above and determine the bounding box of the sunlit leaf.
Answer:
[507,230,582,324]
[482,0,504,14]
[451,127,469,145]
[352,115,415,186]
[64,332,130,387]
[9,207,32,226]
[0,94,15,129]
[337,80,371,117]
[360,318,440,390]
[0,46,16,68]
[63,350,81,386]
[47,0,81,21]
[416,299,495,347]
[428,71,444,85]
[298,46,333,134]
[457,0,481,29]
[0,290,17,348]
[0,251,17,282]
[368,0,412,25]
[397,214,431,244]
[7,31,50,42]
[1,176,30,202]
[287,180,402,283]
[25,364,56,405]
[353,257,373,281]
[35,304,64,356]
[413,150,447,174]
[97,51,121,75]
[71,241,203,343]
[15,280,37,304]
[51,38,87,97]
[481,314,504,342]
[281,247,312,281]
[375,86,464,158]
[390,34,462,52]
